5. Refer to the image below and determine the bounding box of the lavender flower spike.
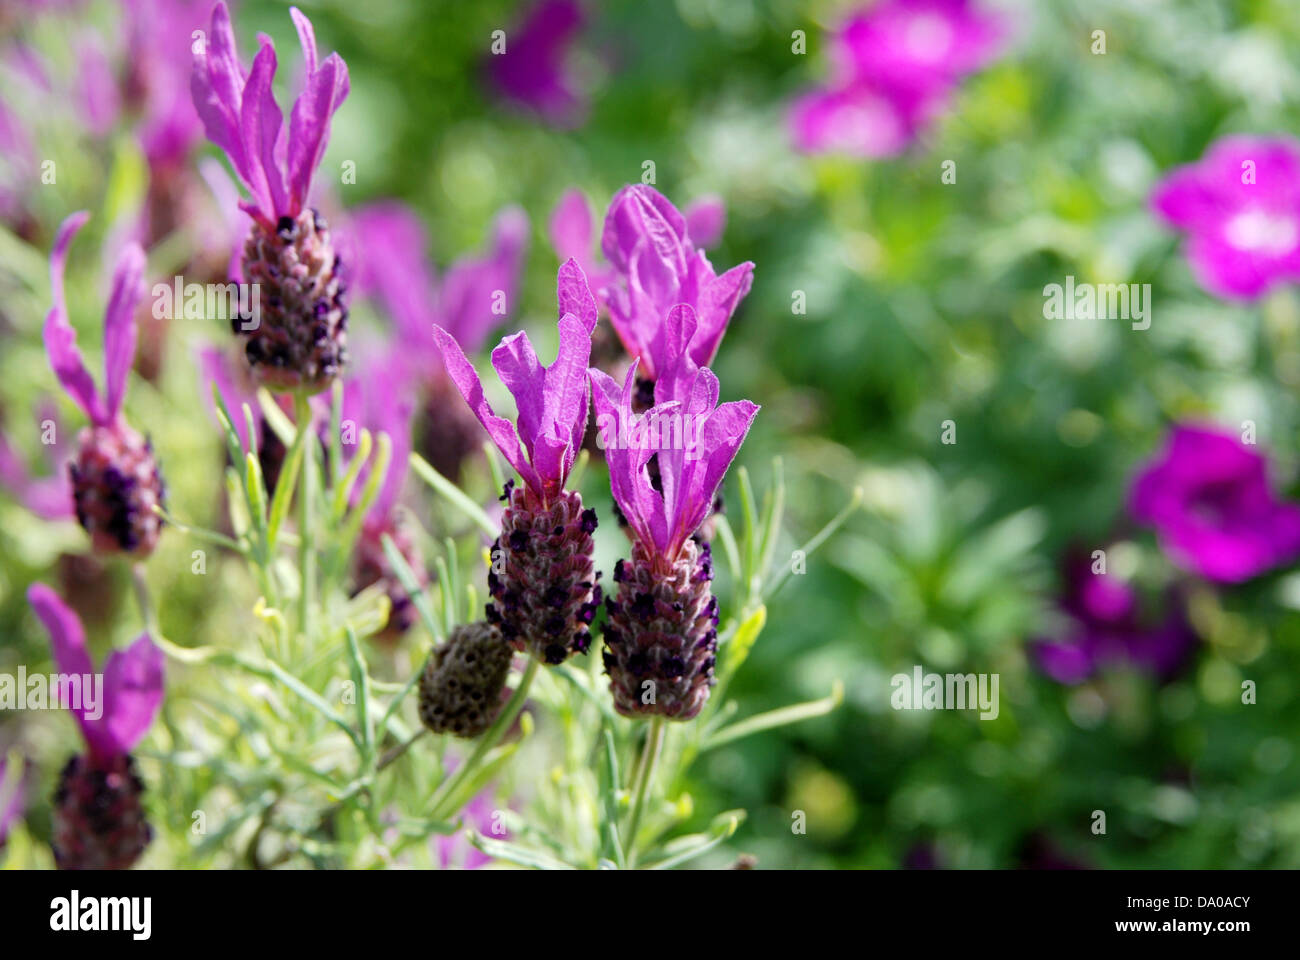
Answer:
[433,258,601,665]
[44,212,166,557]
[192,1,350,393]
[590,344,759,720]
[29,583,163,870]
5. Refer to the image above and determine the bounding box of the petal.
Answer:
[540,312,593,486]
[239,41,286,219]
[491,330,545,459]
[433,324,538,494]
[43,212,106,424]
[103,243,146,420]
[191,1,250,185]
[440,206,529,351]
[549,188,592,264]
[589,364,655,548]
[600,184,688,275]
[99,634,164,755]
[649,303,700,405]
[287,52,349,214]
[289,5,318,76]
[684,195,726,248]
[556,257,597,334]
[26,583,103,752]
[691,260,753,367]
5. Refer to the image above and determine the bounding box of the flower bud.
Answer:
[486,483,599,665]
[418,621,513,738]
[239,208,348,394]
[69,422,166,557]
[602,538,718,720]
[51,753,152,870]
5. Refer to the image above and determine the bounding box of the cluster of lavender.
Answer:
[424,181,757,724]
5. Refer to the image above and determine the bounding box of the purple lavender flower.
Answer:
[44,212,166,558]
[790,0,1007,157]
[1150,136,1300,301]
[487,0,589,129]
[28,583,164,870]
[589,330,759,720]
[351,201,529,480]
[1031,549,1197,685]
[600,185,753,401]
[1129,424,1300,584]
[433,258,600,665]
[191,1,350,393]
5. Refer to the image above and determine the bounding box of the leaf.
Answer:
[266,413,309,551]
[382,533,442,642]
[713,514,742,584]
[265,659,360,750]
[764,486,863,601]
[410,453,498,538]
[641,810,744,870]
[717,605,766,689]
[465,831,576,870]
[345,626,374,769]
[701,681,844,752]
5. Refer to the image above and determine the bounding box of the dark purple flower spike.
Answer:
[434,258,601,666]
[589,346,758,720]
[192,1,350,393]
[29,583,163,870]
[44,212,166,558]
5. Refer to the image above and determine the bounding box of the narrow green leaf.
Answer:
[345,626,374,769]
[266,415,308,551]
[331,429,373,521]
[482,440,506,495]
[641,811,743,870]
[265,659,360,749]
[244,452,268,535]
[763,486,863,601]
[381,532,442,642]
[410,453,498,538]
[701,681,844,752]
[465,832,575,870]
[713,514,742,584]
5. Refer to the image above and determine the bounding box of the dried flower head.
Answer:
[418,621,513,738]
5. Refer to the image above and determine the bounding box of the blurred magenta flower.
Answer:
[1129,424,1300,583]
[0,402,75,520]
[125,0,212,168]
[790,0,1008,157]
[28,582,163,869]
[600,185,753,389]
[1150,135,1300,300]
[1032,550,1197,685]
[73,33,120,138]
[437,791,508,869]
[350,200,528,478]
[487,0,589,128]
[44,212,167,557]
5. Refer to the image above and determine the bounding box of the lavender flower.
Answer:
[28,583,164,870]
[1150,135,1300,300]
[191,1,350,393]
[44,212,166,558]
[433,258,601,665]
[351,201,529,480]
[487,0,589,128]
[437,790,509,869]
[1031,549,1197,685]
[589,329,759,720]
[600,185,753,402]
[1129,424,1300,584]
[790,0,1007,157]
[418,621,514,739]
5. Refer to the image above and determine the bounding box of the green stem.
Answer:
[428,659,539,821]
[294,392,315,642]
[625,716,666,867]
[130,564,160,639]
